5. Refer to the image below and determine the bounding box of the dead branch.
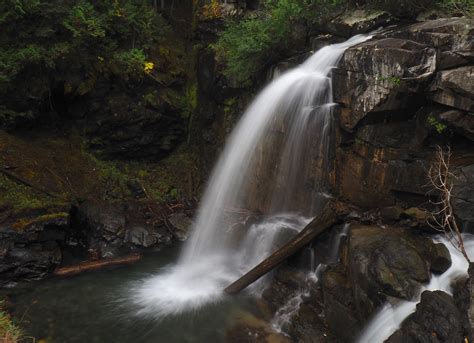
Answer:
[0,168,58,198]
[427,145,470,262]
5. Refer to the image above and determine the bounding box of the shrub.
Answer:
[0,301,22,343]
[365,0,472,17]
[212,0,345,83]
[437,0,473,17]
[0,0,170,126]
[365,0,435,17]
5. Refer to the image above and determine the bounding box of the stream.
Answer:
[2,244,261,343]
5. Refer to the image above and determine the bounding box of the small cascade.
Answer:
[130,34,371,319]
[358,234,474,342]
[271,284,311,334]
[330,223,349,261]
[271,225,349,335]
[271,263,324,334]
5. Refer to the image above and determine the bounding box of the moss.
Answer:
[186,82,199,114]
[127,146,200,202]
[0,129,202,228]
[11,212,68,231]
[376,75,402,86]
[0,174,67,220]
[86,155,133,201]
[0,301,22,343]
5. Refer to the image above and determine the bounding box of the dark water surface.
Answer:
[3,245,261,343]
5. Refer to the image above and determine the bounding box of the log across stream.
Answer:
[225,201,349,294]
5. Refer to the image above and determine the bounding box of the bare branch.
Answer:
[427,145,470,262]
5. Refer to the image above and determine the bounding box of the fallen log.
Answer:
[54,253,142,277]
[224,201,348,294]
[0,168,58,198]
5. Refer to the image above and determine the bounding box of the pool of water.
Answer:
[3,244,262,343]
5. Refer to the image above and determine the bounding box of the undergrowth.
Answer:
[0,301,22,343]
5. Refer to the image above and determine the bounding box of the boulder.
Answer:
[380,206,404,221]
[286,301,335,343]
[320,264,361,342]
[452,272,473,340]
[323,10,395,38]
[469,264,474,335]
[438,109,474,141]
[0,214,68,286]
[168,212,193,241]
[69,200,175,258]
[124,224,171,248]
[346,225,451,319]
[392,18,474,58]
[331,17,474,210]
[428,243,452,274]
[334,38,436,130]
[386,291,468,343]
[349,226,427,314]
[70,200,126,244]
[429,66,474,112]
[452,164,474,233]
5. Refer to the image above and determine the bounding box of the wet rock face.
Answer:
[331,17,474,211]
[430,66,474,112]
[0,216,67,286]
[334,38,436,130]
[69,200,193,258]
[261,265,336,343]
[320,263,361,342]
[347,225,451,316]
[313,224,452,341]
[453,165,474,233]
[386,290,469,343]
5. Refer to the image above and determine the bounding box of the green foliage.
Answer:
[0,0,169,126]
[212,0,345,83]
[365,0,473,17]
[63,1,106,38]
[214,0,470,82]
[365,0,435,17]
[428,115,448,134]
[110,49,147,80]
[436,0,473,17]
[376,75,401,86]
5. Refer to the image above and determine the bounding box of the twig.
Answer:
[45,167,78,198]
[427,145,470,262]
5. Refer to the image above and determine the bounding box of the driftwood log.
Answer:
[224,201,348,294]
[54,253,142,277]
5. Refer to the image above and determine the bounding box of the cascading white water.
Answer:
[271,224,350,334]
[130,34,370,319]
[358,234,474,342]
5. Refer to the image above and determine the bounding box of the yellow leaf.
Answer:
[144,62,154,74]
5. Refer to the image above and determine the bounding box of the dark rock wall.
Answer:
[331,18,474,228]
[259,16,473,343]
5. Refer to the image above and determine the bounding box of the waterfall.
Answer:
[130,34,370,319]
